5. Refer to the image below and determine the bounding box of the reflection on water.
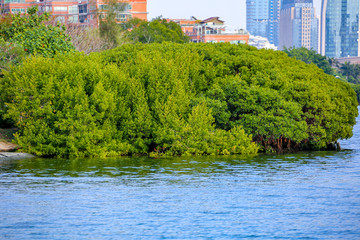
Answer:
[0,150,355,178]
[0,107,359,239]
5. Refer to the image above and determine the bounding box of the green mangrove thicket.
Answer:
[0,43,358,158]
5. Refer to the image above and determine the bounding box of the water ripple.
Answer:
[1,109,360,239]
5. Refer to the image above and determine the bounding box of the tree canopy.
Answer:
[98,0,129,47]
[283,47,335,75]
[339,62,360,84]
[123,18,190,44]
[0,6,74,57]
[283,47,360,102]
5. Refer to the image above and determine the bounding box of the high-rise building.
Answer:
[320,0,360,58]
[246,0,280,46]
[0,0,147,26]
[279,0,319,51]
[267,0,280,46]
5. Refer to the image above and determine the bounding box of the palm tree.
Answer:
[340,62,353,80]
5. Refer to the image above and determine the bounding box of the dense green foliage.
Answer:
[98,5,189,47]
[284,47,360,103]
[339,62,360,84]
[0,6,49,40]
[0,43,358,158]
[350,84,360,103]
[123,18,190,44]
[0,6,75,127]
[98,0,128,47]
[0,39,25,75]
[0,39,23,127]
[283,47,335,75]
[0,6,74,57]
[11,24,74,58]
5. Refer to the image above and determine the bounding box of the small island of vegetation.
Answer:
[0,7,358,158]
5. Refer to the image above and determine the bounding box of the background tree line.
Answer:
[283,47,360,103]
[0,4,189,74]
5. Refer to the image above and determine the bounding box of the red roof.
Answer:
[201,17,224,24]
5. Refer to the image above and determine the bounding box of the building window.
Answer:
[98,4,107,10]
[69,5,78,14]
[54,6,67,12]
[68,15,78,23]
[79,15,87,23]
[116,13,127,21]
[11,8,25,13]
[230,40,246,44]
[55,16,65,23]
[79,4,87,14]
[5,0,25,3]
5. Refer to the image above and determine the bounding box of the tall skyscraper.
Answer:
[246,0,280,46]
[279,0,319,51]
[320,0,360,58]
[268,0,280,46]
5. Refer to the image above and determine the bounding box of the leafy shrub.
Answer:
[0,39,26,127]
[123,18,190,44]
[11,24,74,58]
[350,84,360,104]
[1,43,358,157]
[0,6,74,57]
[0,38,26,75]
[150,103,258,157]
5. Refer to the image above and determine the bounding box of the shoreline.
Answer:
[0,139,35,161]
[0,152,35,161]
[0,141,18,152]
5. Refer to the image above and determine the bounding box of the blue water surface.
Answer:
[1,109,360,239]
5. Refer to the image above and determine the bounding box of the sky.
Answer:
[148,0,322,30]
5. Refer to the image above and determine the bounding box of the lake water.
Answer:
[1,109,360,239]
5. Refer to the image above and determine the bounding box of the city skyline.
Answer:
[148,0,322,30]
[246,0,280,46]
[320,0,360,57]
[279,0,319,51]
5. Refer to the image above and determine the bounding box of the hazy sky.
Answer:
[148,0,322,29]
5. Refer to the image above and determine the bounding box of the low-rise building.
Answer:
[0,0,147,26]
[168,16,250,44]
[336,57,360,65]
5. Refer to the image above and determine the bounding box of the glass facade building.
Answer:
[320,0,360,58]
[246,0,280,46]
[279,0,319,51]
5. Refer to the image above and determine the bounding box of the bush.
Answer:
[123,18,190,44]
[0,38,26,75]
[11,24,74,58]
[350,84,360,104]
[0,6,74,58]
[1,43,358,157]
[0,39,26,127]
